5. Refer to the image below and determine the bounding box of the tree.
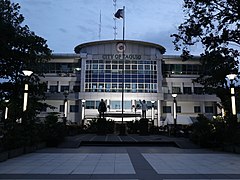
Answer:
[172,0,239,113]
[0,0,52,121]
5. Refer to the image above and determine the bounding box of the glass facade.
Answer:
[85,59,157,93]
[40,62,81,74]
[162,64,201,76]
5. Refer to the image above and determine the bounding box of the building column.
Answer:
[46,81,49,92]
[191,82,194,94]
[57,81,60,92]
[106,99,110,111]
[201,102,205,114]
[151,101,155,122]
[80,57,86,92]
[157,100,161,127]
[169,82,172,94]
[181,82,184,94]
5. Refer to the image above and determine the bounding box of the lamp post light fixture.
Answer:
[172,93,177,136]
[151,101,155,121]
[226,74,237,116]
[21,70,33,123]
[81,99,86,124]
[22,70,33,112]
[63,90,69,126]
[5,99,9,120]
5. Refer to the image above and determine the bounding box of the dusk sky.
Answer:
[12,0,204,55]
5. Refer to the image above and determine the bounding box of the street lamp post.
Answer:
[226,74,237,119]
[22,70,33,123]
[4,99,9,120]
[81,99,86,125]
[63,90,69,126]
[151,101,155,121]
[172,94,177,136]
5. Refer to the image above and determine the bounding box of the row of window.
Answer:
[86,60,157,65]
[60,105,79,112]
[57,104,213,113]
[49,85,80,93]
[162,64,201,75]
[87,64,157,71]
[48,84,207,95]
[85,100,156,110]
[86,72,157,77]
[163,106,213,113]
[39,62,81,73]
[171,87,210,95]
[85,83,157,93]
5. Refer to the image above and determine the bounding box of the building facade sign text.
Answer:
[102,54,141,60]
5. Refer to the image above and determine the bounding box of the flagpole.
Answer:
[121,6,125,127]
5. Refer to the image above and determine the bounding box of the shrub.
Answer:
[42,113,65,147]
[190,114,216,147]
[139,118,149,135]
[127,120,139,134]
[66,124,86,136]
[190,114,240,148]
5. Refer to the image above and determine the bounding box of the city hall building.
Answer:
[39,40,220,126]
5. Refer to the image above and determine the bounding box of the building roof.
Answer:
[74,40,166,54]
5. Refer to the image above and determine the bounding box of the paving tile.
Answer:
[143,153,240,175]
[71,166,95,174]
[49,168,74,174]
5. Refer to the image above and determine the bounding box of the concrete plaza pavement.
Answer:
[0,134,240,180]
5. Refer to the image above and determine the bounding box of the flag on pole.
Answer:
[114,8,124,19]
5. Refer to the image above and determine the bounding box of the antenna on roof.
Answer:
[98,10,102,40]
[113,0,117,39]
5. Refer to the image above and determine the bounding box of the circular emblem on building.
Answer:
[116,43,126,53]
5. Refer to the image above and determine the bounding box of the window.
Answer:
[70,105,79,112]
[112,65,117,69]
[163,106,171,113]
[96,101,100,109]
[106,84,111,92]
[205,106,213,113]
[49,85,58,93]
[93,64,98,69]
[61,86,69,92]
[59,105,64,112]
[177,106,181,113]
[111,101,121,109]
[124,101,131,109]
[86,101,95,109]
[132,65,137,69]
[125,65,130,69]
[183,87,192,94]
[73,86,80,92]
[172,87,181,94]
[194,106,201,113]
[138,65,143,69]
